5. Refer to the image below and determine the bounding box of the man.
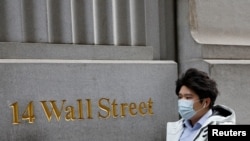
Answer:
[167,68,236,141]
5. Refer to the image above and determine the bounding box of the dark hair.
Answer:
[175,68,219,108]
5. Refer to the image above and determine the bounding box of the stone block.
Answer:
[0,59,177,141]
[190,0,250,46]
[205,60,250,124]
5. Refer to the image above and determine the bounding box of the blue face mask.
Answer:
[178,99,206,120]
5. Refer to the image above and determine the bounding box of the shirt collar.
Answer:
[183,109,212,130]
[198,109,212,125]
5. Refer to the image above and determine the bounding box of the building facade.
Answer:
[0,0,249,140]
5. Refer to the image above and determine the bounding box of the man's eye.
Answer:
[186,97,192,99]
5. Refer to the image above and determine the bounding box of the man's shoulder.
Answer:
[205,104,236,125]
[167,118,184,128]
[167,118,184,135]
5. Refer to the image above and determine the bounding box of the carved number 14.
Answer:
[10,101,35,124]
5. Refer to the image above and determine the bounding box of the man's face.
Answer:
[178,85,204,112]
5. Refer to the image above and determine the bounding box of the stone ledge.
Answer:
[203,45,250,59]
[0,59,176,64]
[0,42,153,60]
[204,59,250,64]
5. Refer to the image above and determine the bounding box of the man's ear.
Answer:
[204,98,211,108]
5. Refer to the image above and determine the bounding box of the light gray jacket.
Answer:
[166,105,236,141]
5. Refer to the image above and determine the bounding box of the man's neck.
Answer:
[189,108,209,126]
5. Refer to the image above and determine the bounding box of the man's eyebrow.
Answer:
[179,93,193,96]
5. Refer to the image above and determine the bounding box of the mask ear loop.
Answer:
[203,102,206,108]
